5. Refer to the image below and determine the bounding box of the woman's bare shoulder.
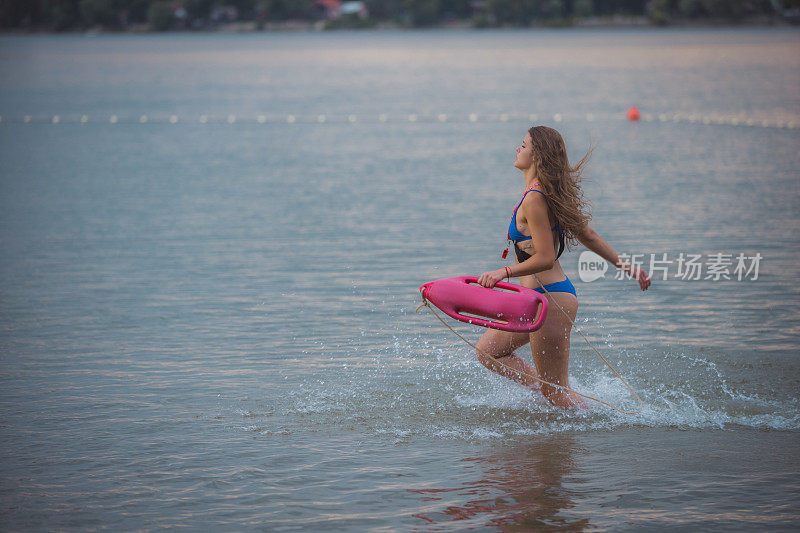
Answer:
[520,188,548,209]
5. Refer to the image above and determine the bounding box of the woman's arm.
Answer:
[577,225,651,291]
[478,192,555,288]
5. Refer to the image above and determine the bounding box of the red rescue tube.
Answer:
[419,276,549,332]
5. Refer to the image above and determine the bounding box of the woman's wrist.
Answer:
[504,266,512,279]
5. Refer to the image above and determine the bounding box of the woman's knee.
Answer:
[475,333,517,360]
[476,348,504,368]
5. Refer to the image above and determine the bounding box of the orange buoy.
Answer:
[627,106,640,121]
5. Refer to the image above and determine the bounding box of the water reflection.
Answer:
[410,436,588,530]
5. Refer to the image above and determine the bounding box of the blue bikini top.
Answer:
[508,188,561,243]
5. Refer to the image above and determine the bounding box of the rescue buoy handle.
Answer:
[420,276,548,333]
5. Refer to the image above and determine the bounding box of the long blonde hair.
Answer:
[528,125,592,251]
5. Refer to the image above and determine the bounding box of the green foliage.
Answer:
[184,0,216,21]
[676,0,758,18]
[259,0,311,21]
[364,0,404,19]
[323,14,376,29]
[404,0,441,26]
[439,0,472,17]
[699,0,748,18]
[147,0,172,30]
[648,0,672,24]
[573,0,595,18]
[471,13,494,27]
[80,0,122,28]
[486,0,538,25]
[542,0,565,18]
[49,1,82,30]
[678,0,702,17]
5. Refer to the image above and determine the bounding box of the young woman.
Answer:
[476,126,651,409]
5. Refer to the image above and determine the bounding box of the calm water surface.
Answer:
[1,29,799,530]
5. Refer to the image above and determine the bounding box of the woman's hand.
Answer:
[621,263,651,291]
[478,269,507,288]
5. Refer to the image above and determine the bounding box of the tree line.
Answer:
[1,0,797,31]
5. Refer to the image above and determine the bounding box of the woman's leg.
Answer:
[529,291,586,408]
[475,327,542,390]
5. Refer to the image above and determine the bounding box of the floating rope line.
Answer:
[1,112,796,129]
[416,273,644,415]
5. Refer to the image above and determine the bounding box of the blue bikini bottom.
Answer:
[532,277,576,297]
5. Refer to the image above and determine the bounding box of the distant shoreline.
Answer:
[1,14,795,35]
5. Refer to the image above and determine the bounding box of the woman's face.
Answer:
[514,132,534,170]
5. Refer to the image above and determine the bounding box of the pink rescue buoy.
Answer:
[419,276,549,333]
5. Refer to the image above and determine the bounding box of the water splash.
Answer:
[236,316,800,440]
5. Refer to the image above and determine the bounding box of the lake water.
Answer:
[1,28,799,530]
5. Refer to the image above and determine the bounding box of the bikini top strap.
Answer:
[513,183,563,237]
[514,186,545,211]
